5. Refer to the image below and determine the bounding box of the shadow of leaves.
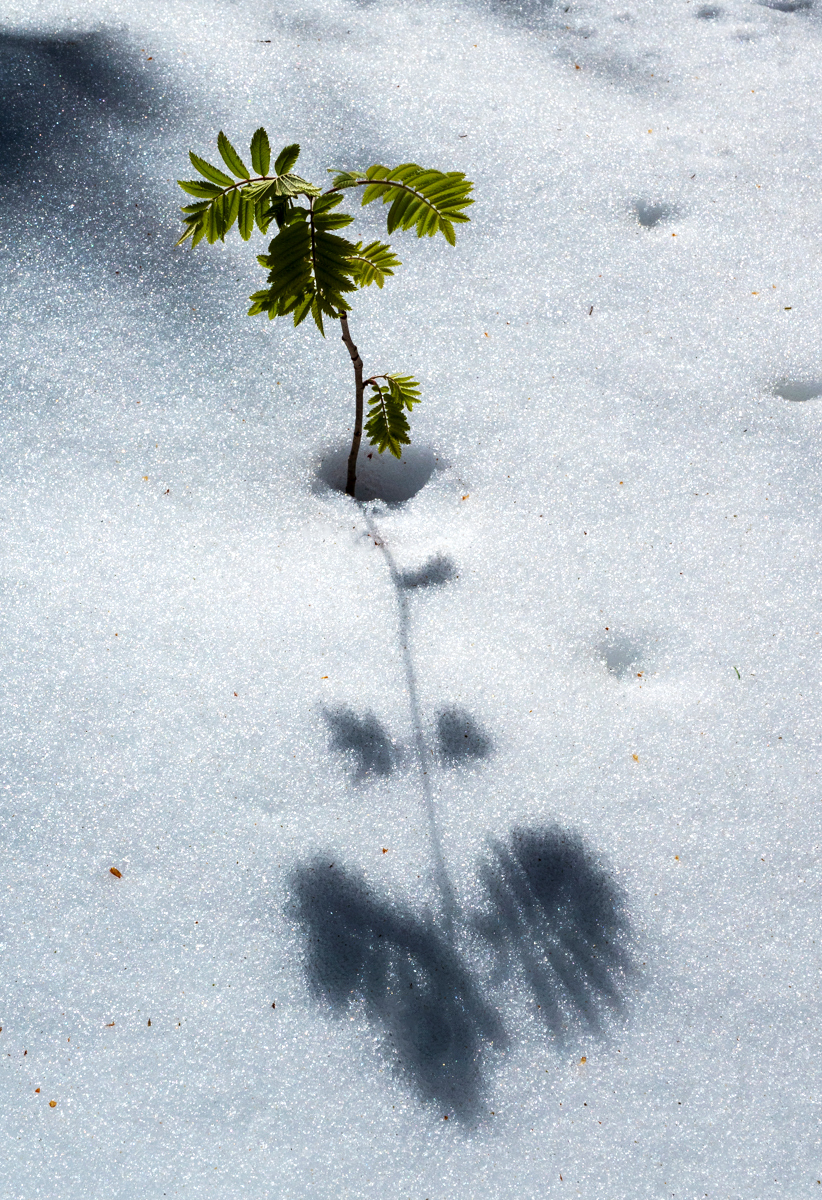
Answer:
[475,827,633,1038]
[398,554,458,590]
[324,707,397,779]
[437,706,493,763]
[292,860,507,1120]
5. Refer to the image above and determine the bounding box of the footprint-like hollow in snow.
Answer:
[437,707,493,764]
[695,5,723,17]
[399,554,458,590]
[758,0,812,11]
[772,379,822,402]
[324,707,397,778]
[634,200,675,229]
[599,634,643,679]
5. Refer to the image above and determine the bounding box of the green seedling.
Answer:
[176,130,473,497]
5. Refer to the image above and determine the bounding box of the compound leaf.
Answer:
[348,240,401,288]
[385,373,421,411]
[364,379,413,458]
[247,201,359,333]
[329,163,473,243]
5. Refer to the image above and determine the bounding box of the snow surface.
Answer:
[1,0,821,1195]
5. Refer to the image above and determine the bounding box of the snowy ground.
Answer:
[1,0,821,1195]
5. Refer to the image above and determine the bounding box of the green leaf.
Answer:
[189,151,234,187]
[250,127,271,176]
[224,188,240,235]
[178,178,223,199]
[291,293,314,327]
[276,173,321,198]
[238,193,255,240]
[274,143,300,175]
[327,169,364,190]
[261,219,312,298]
[317,210,355,231]
[311,191,353,229]
[347,240,401,288]
[313,192,345,213]
[255,200,273,235]
[205,198,222,244]
[244,178,279,204]
[263,199,290,230]
[217,131,249,178]
[245,174,320,204]
[364,379,413,458]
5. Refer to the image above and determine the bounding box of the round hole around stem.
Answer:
[315,443,443,504]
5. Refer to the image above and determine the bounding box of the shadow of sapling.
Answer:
[297,520,635,1118]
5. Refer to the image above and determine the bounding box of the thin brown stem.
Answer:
[340,312,364,498]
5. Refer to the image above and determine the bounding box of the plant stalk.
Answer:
[340,312,364,498]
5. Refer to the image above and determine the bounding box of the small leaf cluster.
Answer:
[364,375,421,458]
[178,133,321,246]
[177,129,472,335]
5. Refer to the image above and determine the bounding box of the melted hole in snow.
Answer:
[599,634,643,679]
[634,200,674,228]
[316,444,441,503]
[758,0,812,11]
[772,379,822,402]
[695,5,723,17]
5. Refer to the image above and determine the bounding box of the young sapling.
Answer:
[176,131,473,497]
